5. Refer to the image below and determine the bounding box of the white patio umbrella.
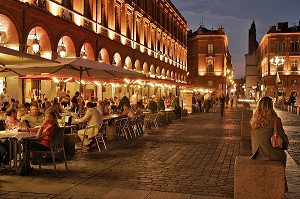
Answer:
[33,57,144,79]
[0,46,59,76]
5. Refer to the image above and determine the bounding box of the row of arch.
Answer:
[0,12,187,82]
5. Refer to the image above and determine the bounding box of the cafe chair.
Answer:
[144,113,159,130]
[115,118,132,139]
[81,123,107,152]
[25,126,68,175]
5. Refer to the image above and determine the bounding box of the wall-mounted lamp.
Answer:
[58,38,67,59]
[32,28,40,54]
[98,52,103,62]
[112,56,116,65]
[80,45,87,59]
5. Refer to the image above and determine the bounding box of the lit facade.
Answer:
[257,22,300,103]
[187,26,232,93]
[0,0,188,101]
[245,21,259,99]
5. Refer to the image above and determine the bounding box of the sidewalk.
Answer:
[0,105,299,199]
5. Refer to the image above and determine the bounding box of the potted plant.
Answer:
[171,97,179,108]
[148,100,158,114]
[157,98,165,111]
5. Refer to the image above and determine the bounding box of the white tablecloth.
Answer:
[0,130,36,140]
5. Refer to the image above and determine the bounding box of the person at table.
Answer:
[97,100,109,116]
[4,108,24,130]
[122,104,135,119]
[135,100,144,116]
[75,102,102,148]
[29,111,58,151]
[17,107,27,121]
[1,102,10,112]
[21,105,44,129]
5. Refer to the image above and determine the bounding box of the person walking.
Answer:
[219,93,226,117]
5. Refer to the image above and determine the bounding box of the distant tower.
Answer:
[248,20,258,54]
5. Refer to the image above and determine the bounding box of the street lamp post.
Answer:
[270,56,284,102]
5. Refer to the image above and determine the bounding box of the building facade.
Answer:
[245,21,259,99]
[187,26,232,93]
[0,0,188,101]
[257,21,300,103]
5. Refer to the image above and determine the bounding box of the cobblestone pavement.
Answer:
[0,106,299,199]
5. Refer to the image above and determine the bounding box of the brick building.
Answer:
[187,26,232,93]
[257,21,300,103]
[0,0,188,101]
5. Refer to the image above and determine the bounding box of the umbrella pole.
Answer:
[79,66,83,114]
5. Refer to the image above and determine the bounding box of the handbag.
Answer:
[270,118,283,148]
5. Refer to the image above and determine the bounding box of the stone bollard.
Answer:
[234,156,285,199]
[241,109,253,140]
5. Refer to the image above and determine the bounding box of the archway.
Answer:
[124,56,133,70]
[112,52,122,67]
[134,59,141,71]
[0,14,19,50]
[98,48,110,64]
[27,26,51,59]
[80,42,94,60]
[142,62,149,74]
[57,35,76,58]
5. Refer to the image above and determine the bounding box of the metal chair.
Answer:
[115,117,132,139]
[144,113,159,130]
[25,126,68,174]
[94,122,107,151]
[81,123,107,152]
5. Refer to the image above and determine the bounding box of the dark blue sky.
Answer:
[172,0,300,78]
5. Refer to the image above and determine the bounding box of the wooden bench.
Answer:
[234,156,285,199]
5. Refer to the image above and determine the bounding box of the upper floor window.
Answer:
[291,59,298,71]
[291,42,298,52]
[207,60,214,73]
[291,80,297,86]
[208,44,213,54]
[276,42,284,53]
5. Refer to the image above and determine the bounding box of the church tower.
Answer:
[248,20,258,54]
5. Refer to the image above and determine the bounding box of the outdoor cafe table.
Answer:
[0,130,36,171]
[102,114,126,140]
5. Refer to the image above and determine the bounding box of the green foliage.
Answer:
[171,97,179,108]
[118,96,130,111]
[192,96,196,104]
[157,98,165,111]
[148,100,158,114]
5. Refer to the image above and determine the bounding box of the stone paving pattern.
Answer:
[0,105,299,199]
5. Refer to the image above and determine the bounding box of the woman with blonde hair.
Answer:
[250,96,289,166]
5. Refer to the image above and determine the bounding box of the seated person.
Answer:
[17,107,28,121]
[97,100,109,116]
[75,102,103,150]
[5,108,26,130]
[1,102,10,112]
[122,104,136,119]
[135,101,144,116]
[29,111,58,151]
[21,105,44,129]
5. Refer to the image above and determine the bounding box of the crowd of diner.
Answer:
[0,87,182,167]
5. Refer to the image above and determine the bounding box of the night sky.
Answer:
[172,0,300,79]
